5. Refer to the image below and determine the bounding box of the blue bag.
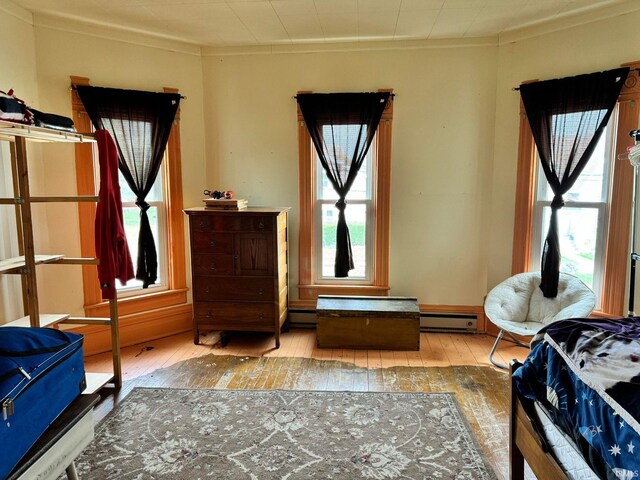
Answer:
[0,327,85,479]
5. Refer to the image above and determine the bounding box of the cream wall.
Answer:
[2,0,639,321]
[202,46,498,305]
[24,15,206,316]
[490,9,640,296]
[0,1,41,323]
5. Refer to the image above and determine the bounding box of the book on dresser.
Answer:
[203,198,248,210]
[184,207,290,348]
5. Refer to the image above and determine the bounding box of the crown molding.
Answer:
[201,36,499,57]
[499,0,640,45]
[0,0,33,25]
[32,12,201,57]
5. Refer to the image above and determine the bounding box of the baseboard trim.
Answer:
[69,303,192,356]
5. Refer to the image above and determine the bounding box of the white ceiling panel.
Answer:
[11,0,634,47]
[279,14,325,39]
[394,9,439,38]
[429,7,483,37]
[271,0,317,16]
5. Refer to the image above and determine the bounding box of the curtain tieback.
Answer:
[335,199,347,211]
[550,194,564,210]
[135,199,151,212]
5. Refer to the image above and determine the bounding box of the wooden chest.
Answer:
[316,296,420,350]
[184,207,289,348]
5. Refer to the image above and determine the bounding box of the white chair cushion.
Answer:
[484,272,596,336]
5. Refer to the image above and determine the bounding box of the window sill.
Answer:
[298,284,390,300]
[84,288,188,317]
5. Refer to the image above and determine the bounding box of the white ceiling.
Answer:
[11,0,631,47]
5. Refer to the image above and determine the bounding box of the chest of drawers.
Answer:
[185,207,290,348]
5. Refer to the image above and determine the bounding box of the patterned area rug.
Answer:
[77,388,496,479]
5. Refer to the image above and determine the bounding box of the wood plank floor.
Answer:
[85,329,529,381]
[85,330,531,480]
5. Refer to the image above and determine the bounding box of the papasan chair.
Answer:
[484,271,596,369]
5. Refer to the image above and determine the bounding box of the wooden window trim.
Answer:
[511,64,640,316]
[297,89,393,301]
[70,76,187,317]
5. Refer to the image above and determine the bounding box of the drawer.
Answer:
[192,215,274,232]
[191,231,233,253]
[192,253,234,276]
[194,302,275,328]
[194,276,274,301]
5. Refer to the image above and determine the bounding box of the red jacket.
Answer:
[95,130,134,299]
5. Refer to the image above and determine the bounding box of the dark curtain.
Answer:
[76,85,181,288]
[520,67,628,297]
[297,92,390,277]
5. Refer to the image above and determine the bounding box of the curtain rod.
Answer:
[511,67,639,91]
[292,93,396,99]
[70,85,186,99]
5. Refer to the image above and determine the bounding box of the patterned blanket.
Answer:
[513,317,640,480]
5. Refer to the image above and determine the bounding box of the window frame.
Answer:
[313,134,376,284]
[529,113,617,302]
[297,89,393,301]
[511,64,640,316]
[71,76,187,317]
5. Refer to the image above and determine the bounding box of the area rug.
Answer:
[75,388,496,479]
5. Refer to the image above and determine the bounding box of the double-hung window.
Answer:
[531,109,617,301]
[297,90,393,301]
[117,166,168,295]
[314,127,375,283]
[513,62,640,315]
[71,78,187,318]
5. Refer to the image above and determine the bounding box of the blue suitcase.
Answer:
[0,327,86,479]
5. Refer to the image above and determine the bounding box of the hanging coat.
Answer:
[95,129,134,299]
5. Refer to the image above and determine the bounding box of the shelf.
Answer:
[0,254,65,274]
[0,120,95,143]
[82,372,114,394]
[0,313,70,328]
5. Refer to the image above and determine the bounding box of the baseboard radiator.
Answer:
[288,310,477,333]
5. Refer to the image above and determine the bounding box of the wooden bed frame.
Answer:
[509,361,570,480]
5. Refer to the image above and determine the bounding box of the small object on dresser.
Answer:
[203,198,248,211]
[203,189,234,199]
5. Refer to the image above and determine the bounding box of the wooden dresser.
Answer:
[185,207,289,348]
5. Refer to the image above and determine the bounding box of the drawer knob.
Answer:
[204,287,210,294]
[258,313,264,319]
[258,221,265,230]
[206,311,213,318]
[209,240,216,247]
[210,263,216,271]
[258,288,264,295]
[199,221,209,229]
[234,254,239,260]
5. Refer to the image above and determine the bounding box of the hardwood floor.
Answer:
[85,329,529,381]
[84,330,531,480]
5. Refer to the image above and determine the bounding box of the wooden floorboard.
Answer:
[85,329,531,480]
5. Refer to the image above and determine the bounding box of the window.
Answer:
[71,77,187,318]
[314,126,375,283]
[297,90,393,302]
[530,110,617,301]
[117,166,168,295]
[512,63,640,315]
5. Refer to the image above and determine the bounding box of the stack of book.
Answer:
[203,198,248,210]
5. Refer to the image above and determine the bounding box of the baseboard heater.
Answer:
[287,309,477,333]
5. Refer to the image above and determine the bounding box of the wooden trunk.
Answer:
[316,296,420,350]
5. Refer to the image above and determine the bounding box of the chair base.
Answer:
[489,329,529,369]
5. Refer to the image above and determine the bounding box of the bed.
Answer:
[509,317,640,480]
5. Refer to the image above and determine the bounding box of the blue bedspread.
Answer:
[513,317,640,480]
